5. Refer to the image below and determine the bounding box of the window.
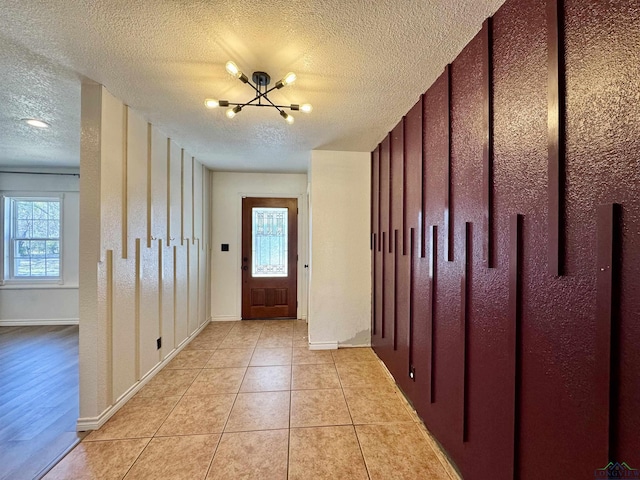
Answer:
[2,196,63,281]
[251,207,288,277]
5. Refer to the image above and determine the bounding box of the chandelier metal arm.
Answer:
[228,102,292,110]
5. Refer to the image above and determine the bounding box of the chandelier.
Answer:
[204,61,312,124]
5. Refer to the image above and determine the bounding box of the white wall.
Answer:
[308,150,371,348]
[0,170,79,325]
[79,84,211,430]
[210,171,308,321]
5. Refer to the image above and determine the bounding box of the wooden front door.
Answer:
[241,197,298,319]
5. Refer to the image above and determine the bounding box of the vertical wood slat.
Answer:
[180,149,185,246]
[146,123,152,248]
[421,95,427,259]
[157,239,163,360]
[197,238,201,326]
[482,18,495,268]
[172,245,177,349]
[547,0,565,276]
[186,241,191,334]
[166,138,171,247]
[596,203,621,462]
[191,157,195,244]
[106,249,114,404]
[122,105,129,259]
[461,222,471,442]
[373,232,377,336]
[408,228,415,379]
[402,117,408,256]
[377,145,382,253]
[371,152,374,251]
[444,65,453,262]
[393,229,399,350]
[429,225,438,403]
[508,214,523,479]
[382,232,386,339]
[387,135,393,254]
[134,238,141,380]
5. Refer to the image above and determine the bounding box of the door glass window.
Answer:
[252,207,288,277]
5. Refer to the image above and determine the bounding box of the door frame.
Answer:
[235,192,307,321]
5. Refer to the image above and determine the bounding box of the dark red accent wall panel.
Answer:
[564,1,640,467]
[401,98,426,401]
[370,0,640,477]
[390,120,412,389]
[378,134,395,364]
[372,147,381,339]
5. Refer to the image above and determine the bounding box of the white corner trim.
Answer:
[0,318,79,326]
[76,319,210,431]
[308,341,338,351]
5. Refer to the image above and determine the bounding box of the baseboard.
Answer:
[337,342,372,348]
[76,320,209,431]
[0,318,79,326]
[212,315,240,322]
[308,341,338,350]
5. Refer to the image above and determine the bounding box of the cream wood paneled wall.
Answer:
[79,84,211,429]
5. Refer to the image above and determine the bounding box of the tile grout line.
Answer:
[202,324,257,480]
[334,353,373,480]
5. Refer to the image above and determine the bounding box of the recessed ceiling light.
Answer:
[23,119,50,128]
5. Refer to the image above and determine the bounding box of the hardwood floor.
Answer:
[0,325,82,480]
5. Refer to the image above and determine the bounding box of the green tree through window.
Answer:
[8,197,62,279]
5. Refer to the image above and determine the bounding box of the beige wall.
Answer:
[308,150,371,348]
[78,84,211,429]
[210,171,308,321]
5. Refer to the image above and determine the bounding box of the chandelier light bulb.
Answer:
[204,99,219,109]
[282,72,297,86]
[280,111,294,124]
[300,104,313,113]
[225,61,241,77]
[226,105,242,119]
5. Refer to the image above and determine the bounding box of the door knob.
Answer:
[242,265,248,271]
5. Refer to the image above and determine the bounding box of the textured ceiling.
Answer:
[0,0,505,172]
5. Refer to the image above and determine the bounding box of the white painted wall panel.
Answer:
[161,244,175,355]
[188,240,198,335]
[193,161,203,242]
[79,84,211,428]
[127,110,148,250]
[181,153,193,245]
[139,241,160,378]
[111,257,136,400]
[150,131,168,242]
[174,244,188,344]
[308,151,371,347]
[168,143,182,248]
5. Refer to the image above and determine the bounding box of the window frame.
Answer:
[1,193,65,285]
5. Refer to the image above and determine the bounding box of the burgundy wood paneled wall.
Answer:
[370,0,640,478]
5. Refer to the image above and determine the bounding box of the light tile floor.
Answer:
[45,320,455,480]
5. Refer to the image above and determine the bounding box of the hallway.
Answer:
[45,320,455,479]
